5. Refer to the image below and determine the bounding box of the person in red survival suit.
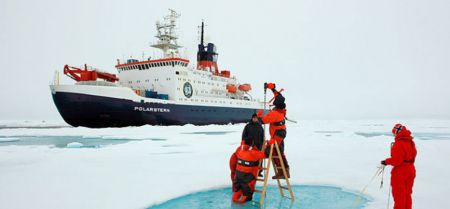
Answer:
[230,141,266,203]
[257,82,289,179]
[381,124,417,209]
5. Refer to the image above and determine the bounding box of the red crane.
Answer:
[63,64,119,82]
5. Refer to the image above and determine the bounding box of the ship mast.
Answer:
[151,9,182,58]
[200,21,204,46]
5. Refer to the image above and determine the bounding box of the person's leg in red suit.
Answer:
[391,168,407,209]
[405,167,416,209]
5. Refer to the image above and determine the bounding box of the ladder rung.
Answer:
[254,189,263,193]
[271,156,280,158]
[259,167,268,170]
[256,178,264,182]
[280,186,289,190]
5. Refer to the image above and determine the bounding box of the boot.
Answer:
[272,167,290,179]
[232,190,243,202]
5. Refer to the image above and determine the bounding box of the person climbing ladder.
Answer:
[257,82,289,179]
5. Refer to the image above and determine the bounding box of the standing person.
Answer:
[257,82,289,179]
[242,113,264,150]
[381,124,417,209]
[230,141,266,203]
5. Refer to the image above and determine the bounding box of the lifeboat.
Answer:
[238,84,252,92]
[226,84,237,93]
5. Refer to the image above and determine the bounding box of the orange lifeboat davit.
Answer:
[226,84,237,93]
[238,84,252,92]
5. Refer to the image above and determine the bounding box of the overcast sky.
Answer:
[0,0,449,120]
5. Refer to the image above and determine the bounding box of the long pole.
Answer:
[263,84,267,132]
[387,185,392,209]
[352,166,384,208]
[263,85,267,154]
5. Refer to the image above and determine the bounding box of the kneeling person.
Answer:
[232,141,266,203]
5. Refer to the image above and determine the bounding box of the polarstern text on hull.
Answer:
[50,9,264,128]
[134,107,171,113]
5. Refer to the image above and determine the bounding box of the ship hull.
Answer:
[52,91,259,128]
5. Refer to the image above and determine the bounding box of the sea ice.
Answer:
[0,120,449,209]
[66,142,84,148]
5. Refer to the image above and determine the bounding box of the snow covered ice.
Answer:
[0,120,449,209]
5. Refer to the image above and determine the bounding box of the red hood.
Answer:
[395,128,413,141]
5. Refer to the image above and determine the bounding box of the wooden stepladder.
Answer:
[254,141,294,206]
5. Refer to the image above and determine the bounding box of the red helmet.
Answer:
[392,124,404,136]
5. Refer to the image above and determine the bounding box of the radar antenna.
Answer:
[151,9,182,58]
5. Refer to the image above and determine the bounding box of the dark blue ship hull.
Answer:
[52,92,259,128]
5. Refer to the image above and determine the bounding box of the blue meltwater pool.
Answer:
[147,185,369,209]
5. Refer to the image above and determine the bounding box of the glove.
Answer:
[257,110,264,117]
[381,160,386,165]
[266,83,276,90]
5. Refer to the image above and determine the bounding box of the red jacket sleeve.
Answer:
[385,142,405,166]
[230,152,237,171]
[260,111,277,124]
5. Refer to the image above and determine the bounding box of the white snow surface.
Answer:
[0,120,449,209]
[0,119,68,127]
